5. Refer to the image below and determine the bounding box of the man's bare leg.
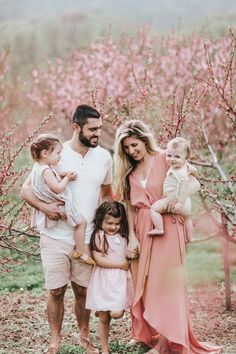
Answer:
[47,284,67,352]
[71,282,98,353]
[71,282,90,339]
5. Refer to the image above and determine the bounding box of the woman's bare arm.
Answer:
[169,175,200,214]
[178,175,200,204]
[126,201,140,258]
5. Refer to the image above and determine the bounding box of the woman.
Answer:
[114,120,221,354]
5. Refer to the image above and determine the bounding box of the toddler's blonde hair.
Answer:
[167,137,191,158]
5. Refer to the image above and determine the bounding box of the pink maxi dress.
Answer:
[129,150,221,354]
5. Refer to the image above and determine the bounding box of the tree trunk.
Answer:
[222,214,231,310]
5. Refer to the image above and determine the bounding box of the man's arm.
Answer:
[100,183,113,202]
[21,174,64,219]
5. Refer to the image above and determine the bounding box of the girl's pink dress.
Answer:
[129,151,221,353]
[86,231,133,312]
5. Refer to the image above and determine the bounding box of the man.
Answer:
[21,105,113,354]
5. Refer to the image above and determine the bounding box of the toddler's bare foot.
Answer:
[148,228,164,236]
[73,250,96,265]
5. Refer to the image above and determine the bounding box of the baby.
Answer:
[148,137,197,242]
[30,133,95,265]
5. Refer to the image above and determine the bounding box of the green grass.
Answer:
[0,259,44,294]
[187,240,236,287]
[58,341,148,354]
[1,239,236,294]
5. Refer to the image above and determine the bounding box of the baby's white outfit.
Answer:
[163,162,191,216]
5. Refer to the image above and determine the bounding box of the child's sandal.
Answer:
[73,250,96,265]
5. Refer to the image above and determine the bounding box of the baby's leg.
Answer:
[148,198,168,236]
[99,311,111,354]
[185,217,193,243]
[74,217,87,252]
[73,218,95,265]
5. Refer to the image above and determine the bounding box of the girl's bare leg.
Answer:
[148,198,167,236]
[99,311,111,354]
[74,217,87,253]
[73,218,95,265]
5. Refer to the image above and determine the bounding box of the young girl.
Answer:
[148,137,197,242]
[86,201,133,354]
[30,133,95,265]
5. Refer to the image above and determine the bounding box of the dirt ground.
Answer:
[0,284,235,354]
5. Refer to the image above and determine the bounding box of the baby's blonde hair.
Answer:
[167,137,191,158]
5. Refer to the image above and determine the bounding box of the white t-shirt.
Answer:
[40,142,112,244]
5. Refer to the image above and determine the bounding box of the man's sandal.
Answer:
[79,338,99,354]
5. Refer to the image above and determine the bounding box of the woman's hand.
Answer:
[127,235,140,259]
[171,201,184,214]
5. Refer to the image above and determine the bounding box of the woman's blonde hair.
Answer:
[114,120,159,201]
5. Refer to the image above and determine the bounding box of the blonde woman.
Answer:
[114,120,221,354]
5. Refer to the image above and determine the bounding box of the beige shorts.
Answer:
[40,235,92,290]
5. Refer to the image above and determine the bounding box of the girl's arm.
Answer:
[42,169,77,194]
[92,233,129,270]
[126,201,140,259]
[92,250,129,270]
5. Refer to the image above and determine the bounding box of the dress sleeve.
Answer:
[38,164,51,176]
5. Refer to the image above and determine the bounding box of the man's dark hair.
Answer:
[72,104,100,128]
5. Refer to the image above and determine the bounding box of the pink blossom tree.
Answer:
[26,29,235,307]
[1,29,235,306]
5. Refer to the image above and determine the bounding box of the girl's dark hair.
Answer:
[30,134,62,162]
[90,201,129,254]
